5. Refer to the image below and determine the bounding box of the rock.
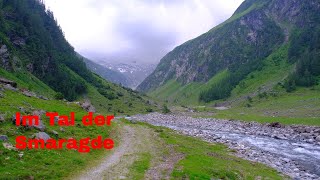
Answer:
[0,77,17,88]
[21,90,36,98]
[32,110,46,116]
[268,122,284,128]
[282,158,290,163]
[18,152,24,160]
[12,114,22,125]
[301,133,311,139]
[316,136,320,142]
[3,84,17,91]
[13,112,46,131]
[81,101,96,112]
[54,116,59,124]
[0,45,11,70]
[37,95,49,100]
[59,127,65,132]
[19,107,26,113]
[0,135,8,141]
[33,120,46,131]
[52,130,59,136]
[12,37,26,47]
[307,139,314,143]
[0,115,5,123]
[0,45,8,54]
[35,132,50,142]
[2,142,17,151]
[272,135,282,139]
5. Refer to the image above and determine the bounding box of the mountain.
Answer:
[0,0,154,114]
[137,0,320,104]
[98,61,156,89]
[81,56,129,87]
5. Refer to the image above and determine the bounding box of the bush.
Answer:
[117,92,124,97]
[258,92,268,99]
[146,108,153,113]
[284,77,296,92]
[54,92,64,100]
[162,104,171,114]
[98,88,117,100]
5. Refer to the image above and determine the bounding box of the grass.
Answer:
[149,70,229,105]
[230,45,291,98]
[0,66,155,179]
[0,89,116,179]
[87,75,154,115]
[0,68,56,98]
[127,121,285,180]
[149,44,320,126]
[159,127,284,180]
[128,153,152,180]
[209,86,320,126]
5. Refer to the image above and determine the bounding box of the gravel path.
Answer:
[131,112,320,180]
[77,125,136,180]
[75,123,182,180]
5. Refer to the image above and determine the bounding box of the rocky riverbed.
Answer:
[130,112,320,180]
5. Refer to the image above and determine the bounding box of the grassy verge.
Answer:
[0,89,116,179]
[124,120,285,179]
[202,86,320,126]
[129,153,152,180]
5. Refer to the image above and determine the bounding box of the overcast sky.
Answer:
[44,0,244,64]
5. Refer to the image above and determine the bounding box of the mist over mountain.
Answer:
[44,0,244,65]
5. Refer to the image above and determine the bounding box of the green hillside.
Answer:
[0,0,154,114]
[139,0,319,110]
[0,0,156,178]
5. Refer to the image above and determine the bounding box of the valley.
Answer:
[0,0,320,179]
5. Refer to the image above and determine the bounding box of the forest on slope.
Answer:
[138,0,320,104]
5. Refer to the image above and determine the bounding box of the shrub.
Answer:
[54,92,64,100]
[146,108,153,113]
[162,104,171,114]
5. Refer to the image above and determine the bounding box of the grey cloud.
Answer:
[114,19,177,62]
[45,0,244,64]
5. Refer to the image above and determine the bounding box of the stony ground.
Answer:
[131,112,320,180]
[75,122,181,180]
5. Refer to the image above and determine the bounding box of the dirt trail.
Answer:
[75,123,181,180]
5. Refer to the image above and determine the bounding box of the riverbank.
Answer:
[75,120,284,179]
[131,112,320,179]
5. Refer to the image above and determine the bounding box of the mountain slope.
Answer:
[98,61,156,89]
[81,56,129,87]
[137,0,320,104]
[0,0,154,114]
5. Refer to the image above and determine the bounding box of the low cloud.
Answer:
[44,0,244,63]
